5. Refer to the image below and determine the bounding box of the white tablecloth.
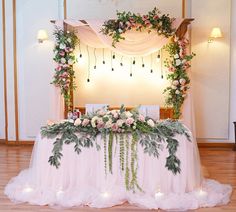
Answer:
[5,132,232,210]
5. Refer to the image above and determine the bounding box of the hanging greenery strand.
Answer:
[125,133,130,190]
[108,132,113,174]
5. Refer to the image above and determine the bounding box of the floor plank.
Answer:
[0,145,235,211]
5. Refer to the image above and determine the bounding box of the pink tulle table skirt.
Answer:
[5,133,232,210]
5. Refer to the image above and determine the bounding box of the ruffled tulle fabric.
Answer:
[4,133,232,210]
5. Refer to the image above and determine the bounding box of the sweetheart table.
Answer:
[5,128,232,210]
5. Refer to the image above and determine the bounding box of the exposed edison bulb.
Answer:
[157,54,161,62]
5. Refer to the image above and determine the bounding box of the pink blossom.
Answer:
[111,123,119,132]
[129,17,135,23]
[65,47,70,53]
[59,51,65,56]
[125,117,134,126]
[153,15,159,20]
[56,66,62,71]
[142,15,148,21]
[97,122,105,129]
[169,67,175,72]
[82,119,90,126]
[145,20,151,27]
[138,114,145,122]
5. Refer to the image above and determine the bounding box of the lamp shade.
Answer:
[37,29,48,42]
[210,27,222,38]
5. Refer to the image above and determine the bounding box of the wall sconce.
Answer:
[37,29,48,43]
[208,27,223,43]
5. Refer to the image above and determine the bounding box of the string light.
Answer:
[112,52,116,59]
[142,57,145,68]
[157,50,161,62]
[86,45,90,82]
[93,48,97,69]
[130,58,133,77]
[160,49,163,79]
[120,56,123,66]
[79,42,82,58]
[102,48,105,64]
[150,54,153,73]
[111,51,114,71]
[132,57,136,65]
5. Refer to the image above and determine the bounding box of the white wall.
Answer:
[191,0,231,141]
[229,0,236,142]
[0,0,5,139]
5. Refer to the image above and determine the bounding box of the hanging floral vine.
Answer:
[101,7,175,47]
[52,28,78,106]
[164,37,195,119]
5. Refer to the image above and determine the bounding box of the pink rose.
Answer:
[59,51,65,56]
[129,17,135,23]
[82,119,90,126]
[111,123,119,132]
[97,122,105,129]
[142,15,148,21]
[126,117,134,126]
[153,15,159,20]
[138,114,145,122]
[56,66,62,71]
[169,67,175,72]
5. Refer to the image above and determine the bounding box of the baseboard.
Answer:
[197,142,235,148]
[0,140,34,145]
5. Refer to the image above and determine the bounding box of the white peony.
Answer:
[61,58,66,64]
[116,119,124,127]
[91,116,99,128]
[147,119,155,127]
[59,43,66,49]
[179,78,186,85]
[125,111,133,118]
[68,59,74,65]
[74,118,81,126]
[175,90,180,95]
[175,59,181,66]
[172,80,179,86]
[174,54,179,59]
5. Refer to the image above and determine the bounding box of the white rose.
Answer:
[179,78,186,85]
[180,86,185,91]
[118,28,123,33]
[68,59,74,65]
[147,119,155,127]
[175,59,181,66]
[125,111,133,118]
[174,54,179,59]
[172,80,179,86]
[59,43,66,49]
[116,119,124,127]
[67,38,71,43]
[182,94,187,98]
[171,85,177,89]
[74,118,81,126]
[175,90,180,95]
[91,116,98,128]
[68,119,74,123]
[105,120,112,128]
[61,58,66,64]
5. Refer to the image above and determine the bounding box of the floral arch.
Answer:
[51,8,194,119]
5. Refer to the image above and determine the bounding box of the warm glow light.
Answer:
[23,186,33,193]
[101,191,110,198]
[210,27,222,38]
[37,29,48,43]
[208,27,223,43]
[155,189,164,199]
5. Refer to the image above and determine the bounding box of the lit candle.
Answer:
[23,186,33,193]
[101,191,110,198]
[155,189,164,199]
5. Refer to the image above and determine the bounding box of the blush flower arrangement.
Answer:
[52,28,78,105]
[41,105,191,192]
[101,7,175,47]
[164,36,196,119]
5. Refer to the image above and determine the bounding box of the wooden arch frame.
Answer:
[50,18,194,118]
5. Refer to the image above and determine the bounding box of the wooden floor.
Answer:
[0,144,235,211]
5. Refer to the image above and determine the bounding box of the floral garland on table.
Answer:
[164,37,195,119]
[101,7,175,47]
[41,105,191,192]
[52,28,78,106]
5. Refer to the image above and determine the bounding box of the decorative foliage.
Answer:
[164,37,195,119]
[52,28,78,106]
[41,105,191,192]
[101,7,175,47]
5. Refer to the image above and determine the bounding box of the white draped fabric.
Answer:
[5,130,232,210]
[62,19,183,56]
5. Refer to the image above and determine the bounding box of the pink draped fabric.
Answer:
[5,131,232,210]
